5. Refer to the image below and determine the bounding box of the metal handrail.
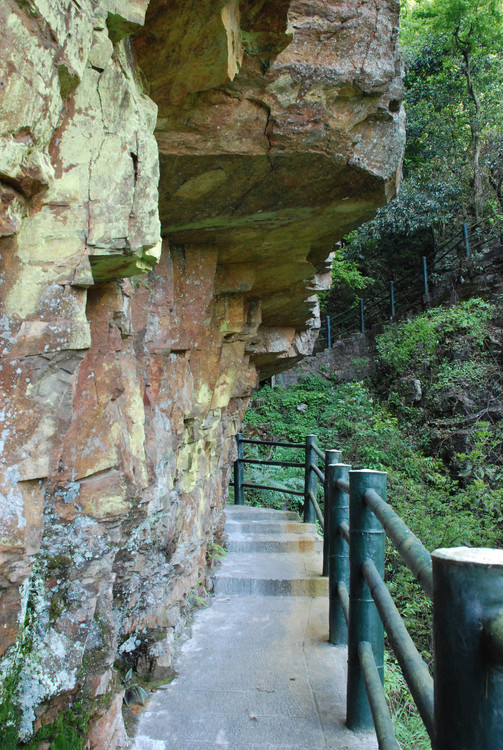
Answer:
[318,222,496,344]
[363,488,433,597]
[241,482,304,497]
[308,489,324,528]
[359,641,400,750]
[231,433,503,750]
[241,438,304,448]
[338,522,350,543]
[362,558,434,738]
[337,581,350,624]
[233,433,327,534]
[241,458,304,468]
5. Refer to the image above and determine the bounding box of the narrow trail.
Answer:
[132,506,377,750]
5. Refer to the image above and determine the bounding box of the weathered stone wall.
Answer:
[0,0,404,745]
[277,331,376,385]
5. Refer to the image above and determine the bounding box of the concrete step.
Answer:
[225,505,301,522]
[133,504,377,749]
[214,574,327,597]
[226,520,318,536]
[226,534,322,554]
[214,505,326,596]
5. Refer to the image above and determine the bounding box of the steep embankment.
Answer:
[0,2,404,745]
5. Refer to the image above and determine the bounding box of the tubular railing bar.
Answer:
[363,488,433,598]
[358,642,401,750]
[329,221,487,341]
[242,458,304,468]
[312,463,325,483]
[467,234,498,253]
[424,222,481,261]
[362,558,435,739]
[312,443,325,461]
[338,522,349,543]
[332,305,358,323]
[308,489,324,528]
[430,224,466,253]
[240,482,304,496]
[432,234,470,264]
[338,581,350,625]
[364,293,390,314]
[335,478,350,494]
[434,240,468,265]
[240,438,304,448]
[332,310,359,327]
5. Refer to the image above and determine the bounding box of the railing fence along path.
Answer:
[318,222,498,347]
[231,433,503,750]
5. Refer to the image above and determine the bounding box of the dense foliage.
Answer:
[323,0,503,319]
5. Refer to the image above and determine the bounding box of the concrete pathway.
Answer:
[133,506,377,750]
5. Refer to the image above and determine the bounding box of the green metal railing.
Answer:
[231,433,503,750]
[317,222,497,348]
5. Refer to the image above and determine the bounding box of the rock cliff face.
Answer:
[0,0,404,744]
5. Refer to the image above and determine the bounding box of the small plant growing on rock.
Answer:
[206,541,226,564]
[122,668,148,707]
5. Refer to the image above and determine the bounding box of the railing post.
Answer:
[359,300,365,333]
[328,462,351,645]
[304,435,317,524]
[390,280,395,319]
[233,432,244,505]
[323,450,342,577]
[422,256,429,299]
[346,469,387,731]
[432,548,503,750]
[463,223,470,257]
[326,316,332,349]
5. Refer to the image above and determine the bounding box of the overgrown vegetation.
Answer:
[322,0,503,321]
[242,300,502,749]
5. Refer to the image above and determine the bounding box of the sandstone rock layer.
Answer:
[0,0,404,744]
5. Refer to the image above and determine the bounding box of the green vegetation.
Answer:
[0,684,89,750]
[243,299,502,749]
[323,0,503,319]
[24,704,89,750]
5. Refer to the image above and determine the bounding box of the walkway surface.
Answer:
[132,505,377,750]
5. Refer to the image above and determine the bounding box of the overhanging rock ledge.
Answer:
[0,1,403,745]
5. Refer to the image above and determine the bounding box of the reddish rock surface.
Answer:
[0,0,404,745]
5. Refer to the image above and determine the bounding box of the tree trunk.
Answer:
[461,47,484,221]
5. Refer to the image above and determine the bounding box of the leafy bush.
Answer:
[376,298,495,375]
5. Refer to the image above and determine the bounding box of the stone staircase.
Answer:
[214,505,327,596]
[132,505,377,750]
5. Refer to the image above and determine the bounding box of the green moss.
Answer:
[89,252,157,284]
[106,12,141,43]
[24,703,90,750]
[57,65,80,98]
[0,667,23,749]
[46,554,71,573]
[49,592,67,622]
